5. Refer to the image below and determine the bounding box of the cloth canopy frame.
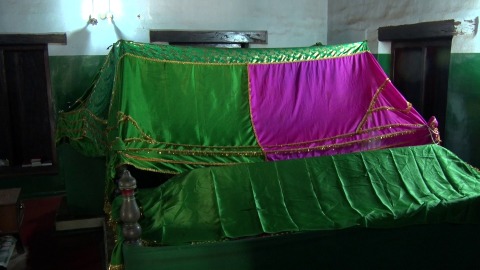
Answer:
[56,40,440,195]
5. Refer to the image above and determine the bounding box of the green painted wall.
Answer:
[376,54,391,77]
[377,53,480,168]
[445,53,480,168]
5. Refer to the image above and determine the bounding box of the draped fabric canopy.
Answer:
[56,40,439,193]
[55,41,457,270]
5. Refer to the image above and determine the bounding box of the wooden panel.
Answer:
[378,20,454,41]
[0,33,67,45]
[0,44,58,177]
[0,188,21,205]
[391,39,451,143]
[150,30,267,44]
[4,49,53,166]
[0,188,21,233]
[0,50,13,166]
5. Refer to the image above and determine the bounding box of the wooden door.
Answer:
[391,39,451,141]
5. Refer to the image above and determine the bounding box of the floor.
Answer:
[4,196,106,270]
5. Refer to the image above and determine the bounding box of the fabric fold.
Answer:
[111,144,480,247]
[57,40,439,197]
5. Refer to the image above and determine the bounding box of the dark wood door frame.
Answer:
[378,21,453,144]
[150,30,267,48]
[378,20,455,41]
[0,33,66,45]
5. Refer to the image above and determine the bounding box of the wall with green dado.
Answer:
[445,53,480,168]
[375,54,391,77]
[376,53,480,168]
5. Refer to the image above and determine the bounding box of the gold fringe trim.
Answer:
[122,153,242,166]
[117,112,156,144]
[121,49,368,66]
[117,111,261,150]
[356,78,390,132]
[265,123,423,148]
[116,161,179,175]
[264,129,420,154]
[113,111,425,153]
[108,264,124,270]
[371,102,412,113]
[61,108,108,124]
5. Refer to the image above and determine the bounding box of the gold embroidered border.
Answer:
[263,123,424,148]
[356,78,391,132]
[264,129,420,154]
[119,130,424,158]
[122,153,242,166]
[116,112,156,144]
[57,124,109,147]
[371,102,412,113]
[120,48,368,66]
[248,51,368,66]
[57,118,107,134]
[77,52,114,109]
[124,147,264,157]
[107,60,123,120]
[108,264,124,270]
[117,111,261,150]
[122,52,246,66]
[116,111,424,152]
[60,108,108,124]
[247,64,268,161]
[57,117,87,125]
[123,138,261,150]
[116,161,180,175]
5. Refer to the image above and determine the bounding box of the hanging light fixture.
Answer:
[88,0,114,26]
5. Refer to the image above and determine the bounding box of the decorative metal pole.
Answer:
[118,169,142,245]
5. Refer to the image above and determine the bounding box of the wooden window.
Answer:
[150,30,267,48]
[0,34,66,177]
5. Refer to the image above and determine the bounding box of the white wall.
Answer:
[0,0,328,55]
[327,0,480,54]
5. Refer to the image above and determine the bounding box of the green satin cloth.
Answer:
[121,224,480,270]
[56,40,369,194]
[110,144,480,267]
[108,56,263,172]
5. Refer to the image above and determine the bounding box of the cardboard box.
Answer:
[0,188,22,234]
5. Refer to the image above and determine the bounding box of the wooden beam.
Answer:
[378,20,454,41]
[0,33,67,45]
[150,30,267,44]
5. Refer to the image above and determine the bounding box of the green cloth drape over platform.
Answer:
[58,40,436,197]
[55,41,472,269]
[110,144,480,266]
[56,40,370,192]
[121,224,480,270]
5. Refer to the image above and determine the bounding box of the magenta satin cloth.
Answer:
[248,52,433,161]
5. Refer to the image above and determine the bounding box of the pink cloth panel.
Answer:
[248,52,432,161]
